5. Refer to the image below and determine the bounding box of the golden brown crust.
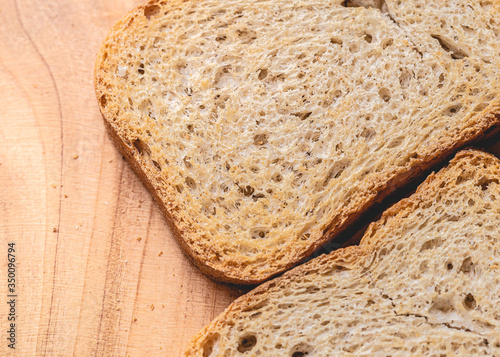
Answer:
[95,0,500,284]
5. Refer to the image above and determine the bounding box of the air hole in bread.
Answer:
[382,38,393,49]
[235,28,257,44]
[144,5,161,20]
[242,299,269,312]
[153,36,165,46]
[152,160,161,171]
[420,238,443,251]
[214,65,233,88]
[432,74,443,90]
[399,71,412,88]
[430,296,454,313]
[250,227,269,239]
[99,95,107,108]
[387,136,404,148]
[183,157,193,169]
[463,293,477,310]
[323,160,351,187]
[138,99,152,115]
[215,94,230,108]
[342,0,379,8]
[444,104,462,116]
[477,177,499,191]
[431,34,468,59]
[271,173,283,183]
[237,334,257,353]
[473,102,489,112]
[419,260,429,273]
[330,37,343,45]
[239,185,255,196]
[133,139,151,156]
[364,33,373,43]
[258,68,268,80]
[480,1,493,10]
[377,272,388,280]
[293,112,312,121]
[459,257,475,274]
[306,286,320,294]
[202,333,220,357]
[446,262,454,270]
[253,134,268,146]
[185,176,197,190]
[252,193,265,201]
[360,127,376,141]
[379,87,391,102]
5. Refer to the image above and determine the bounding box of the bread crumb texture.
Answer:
[95,0,500,283]
[185,149,500,356]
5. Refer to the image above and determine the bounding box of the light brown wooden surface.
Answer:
[0,1,499,357]
[0,1,246,356]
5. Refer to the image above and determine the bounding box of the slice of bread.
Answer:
[185,149,500,356]
[95,0,500,283]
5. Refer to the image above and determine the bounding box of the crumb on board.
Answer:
[150,304,155,311]
[73,154,79,160]
[137,237,142,242]
[158,251,163,256]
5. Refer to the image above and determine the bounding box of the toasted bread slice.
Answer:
[95,0,500,283]
[185,149,500,356]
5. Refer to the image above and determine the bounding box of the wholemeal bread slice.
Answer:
[95,0,500,283]
[185,149,500,356]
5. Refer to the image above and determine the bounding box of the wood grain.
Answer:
[0,1,498,356]
[0,1,245,356]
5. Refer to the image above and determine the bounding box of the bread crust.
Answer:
[95,0,500,284]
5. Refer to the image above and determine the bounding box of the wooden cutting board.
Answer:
[0,1,498,356]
